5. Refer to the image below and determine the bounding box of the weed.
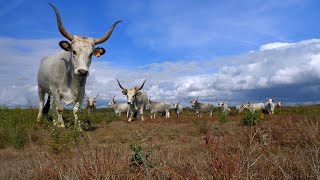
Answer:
[129,144,153,172]
[241,111,260,126]
[218,112,227,124]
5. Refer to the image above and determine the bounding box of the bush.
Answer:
[218,113,227,124]
[129,144,153,171]
[241,111,260,126]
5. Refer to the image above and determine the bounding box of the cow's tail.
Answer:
[43,95,51,116]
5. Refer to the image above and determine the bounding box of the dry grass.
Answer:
[0,107,320,179]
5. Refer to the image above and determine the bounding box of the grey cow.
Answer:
[265,98,275,114]
[173,102,183,117]
[146,97,171,119]
[36,3,121,130]
[108,96,129,117]
[117,79,148,122]
[190,97,214,118]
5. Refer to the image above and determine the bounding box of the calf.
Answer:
[108,96,129,117]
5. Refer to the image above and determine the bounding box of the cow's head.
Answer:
[49,3,121,77]
[173,102,180,109]
[146,96,152,109]
[277,101,283,107]
[86,94,99,108]
[108,96,116,106]
[190,97,199,107]
[218,101,225,107]
[266,97,274,104]
[117,79,146,105]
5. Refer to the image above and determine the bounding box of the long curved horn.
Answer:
[49,3,74,41]
[94,93,99,99]
[116,79,125,90]
[136,79,146,91]
[196,96,199,101]
[94,21,122,45]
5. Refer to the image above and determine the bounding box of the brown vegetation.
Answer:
[0,106,319,179]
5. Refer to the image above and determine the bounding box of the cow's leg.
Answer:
[52,92,65,128]
[73,102,82,131]
[128,109,133,122]
[126,110,129,118]
[140,108,145,121]
[210,111,213,117]
[37,87,45,123]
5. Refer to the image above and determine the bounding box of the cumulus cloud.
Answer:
[260,42,294,50]
[1,37,320,107]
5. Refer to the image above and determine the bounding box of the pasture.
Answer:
[0,105,319,179]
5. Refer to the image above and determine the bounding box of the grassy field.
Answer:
[0,106,319,179]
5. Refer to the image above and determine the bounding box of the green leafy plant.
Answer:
[241,111,260,126]
[218,113,227,124]
[129,144,153,171]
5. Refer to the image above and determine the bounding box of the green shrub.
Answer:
[129,144,153,171]
[241,111,260,126]
[218,113,227,124]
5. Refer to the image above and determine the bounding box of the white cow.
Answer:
[36,3,121,130]
[117,79,148,122]
[265,98,275,114]
[146,97,171,119]
[236,104,246,113]
[86,94,99,114]
[244,102,265,112]
[190,97,214,118]
[108,96,129,117]
[173,102,183,117]
[218,101,231,115]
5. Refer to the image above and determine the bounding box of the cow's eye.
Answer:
[89,53,93,57]
[73,50,77,55]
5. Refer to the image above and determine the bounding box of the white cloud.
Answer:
[260,42,294,50]
[1,38,320,107]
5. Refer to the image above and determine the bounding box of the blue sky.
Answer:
[1,0,320,107]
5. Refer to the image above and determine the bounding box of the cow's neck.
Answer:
[67,62,87,100]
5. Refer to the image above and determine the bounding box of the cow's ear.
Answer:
[94,47,106,57]
[59,41,71,51]
[122,90,127,95]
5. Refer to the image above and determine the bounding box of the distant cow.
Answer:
[236,104,246,113]
[86,94,99,113]
[146,97,171,119]
[190,97,214,118]
[108,96,129,117]
[117,79,148,122]
[244,102,265,112]
[265,98,275,114]
[276,101,283,108]
[173,102,183,117]
[36,3,121,130]
[218,101,231,115]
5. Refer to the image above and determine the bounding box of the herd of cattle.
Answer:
[35,4,283,130]
[85,79,283,122]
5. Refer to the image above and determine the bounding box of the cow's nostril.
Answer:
[78,69,88,76]
[127,102,131,105]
